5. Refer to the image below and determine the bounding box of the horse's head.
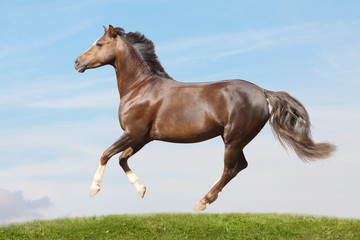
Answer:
[75,25,119,73]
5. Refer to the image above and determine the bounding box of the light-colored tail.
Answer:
[264,90,336,161]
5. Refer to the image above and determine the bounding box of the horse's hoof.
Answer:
[193,201,207,212]
[90,185,100,197]
[137,185,146,199]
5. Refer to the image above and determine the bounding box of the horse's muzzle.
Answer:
[74,58,87,73]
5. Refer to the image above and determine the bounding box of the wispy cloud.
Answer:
[314,43,360,88]
[0,2,93,68]
[48,0,106,13]
[158,21,360,67]
[0,74,117,109]
[0,117,116,157]
[2,21,358,111]
[0,47,16,60]
[30,89,118,109]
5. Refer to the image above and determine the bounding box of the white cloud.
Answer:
[0,189,52,224]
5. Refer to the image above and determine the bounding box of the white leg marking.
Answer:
[193,201,207,212]
[193,178,221,212]
[90,164,105,197]
[126,171,146,198]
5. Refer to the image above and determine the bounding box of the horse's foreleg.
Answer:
[119,143,148,198]
[90,163,106,197]
[193,146,248,212]
[90,132,136,197]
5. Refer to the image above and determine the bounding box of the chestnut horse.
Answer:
[74,25,335,211]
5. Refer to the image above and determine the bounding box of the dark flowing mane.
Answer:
[114,27,171,79]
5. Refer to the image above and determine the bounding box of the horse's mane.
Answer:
[114,27,172,79]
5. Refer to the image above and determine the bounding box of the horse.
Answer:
[74,25,336,212]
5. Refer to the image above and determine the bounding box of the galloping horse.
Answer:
[74,25,336,211]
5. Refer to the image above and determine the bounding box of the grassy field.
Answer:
[0,213,359,240]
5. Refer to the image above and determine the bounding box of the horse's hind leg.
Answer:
[119,143,148,198]
[193,145,248,212]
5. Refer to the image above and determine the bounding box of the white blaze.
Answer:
[92,37,101,46]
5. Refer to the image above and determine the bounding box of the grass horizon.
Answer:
[1,213,359,239]
[2,211,359,226]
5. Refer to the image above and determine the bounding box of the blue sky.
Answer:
[1,0,359,223]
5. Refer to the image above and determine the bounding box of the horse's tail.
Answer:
[264,90,336,161]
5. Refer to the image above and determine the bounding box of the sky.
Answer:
[0,0,359,224]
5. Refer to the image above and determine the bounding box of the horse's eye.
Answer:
[96,43,103,47]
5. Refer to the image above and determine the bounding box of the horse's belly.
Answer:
[150,114,223,143]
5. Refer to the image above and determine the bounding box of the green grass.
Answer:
[0,213,359,240]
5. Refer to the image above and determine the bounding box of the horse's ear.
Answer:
[108,25,116,38]
[103,26,108,33]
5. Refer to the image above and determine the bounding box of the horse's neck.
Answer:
[114,42,149,98]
